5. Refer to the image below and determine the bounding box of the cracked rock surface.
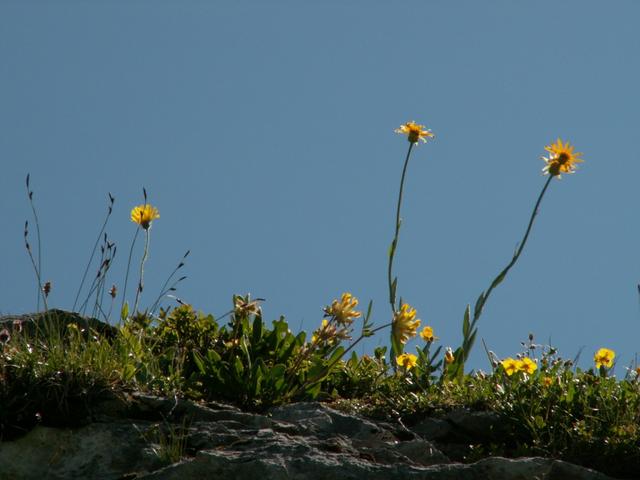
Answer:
[0,395,615,480]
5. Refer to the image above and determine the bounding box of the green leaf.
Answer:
[465,331,477,361]
[193,351,206,374]
[122,363,137,382]
[120,302,129,322]
[390,278,398,303]
[462,304,471,337]
[207,349,221,363]
[326,346,345,369]
[251,362,263,396]
[305,382,322,399]
[391,330,403,360]
[473,292,485,320]
[489,269,507,291]
[233,356,244,378]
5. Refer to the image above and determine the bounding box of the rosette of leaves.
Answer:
[193,295,310,409]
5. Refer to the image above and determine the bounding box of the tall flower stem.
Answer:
[133,228,151,314]
[121,228,140,319]
[388,142,415,315]
[450,175,554,378]
[479,175,553,314]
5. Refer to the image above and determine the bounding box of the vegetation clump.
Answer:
[3,123,638,478]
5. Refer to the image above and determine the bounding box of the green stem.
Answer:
[476,175,553,324]
[462,175,554,365]
[121,227,140,319]
[133,228,151,314]
[388,142,414,314]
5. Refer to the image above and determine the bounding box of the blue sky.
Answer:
[1,1,639,372]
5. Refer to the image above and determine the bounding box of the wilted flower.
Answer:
[518,357,537,375]
[502,357,520,376]
[12,319,23,333]
[109,285,117,299]
[130,204,160,230]
[444,347,455,364]
[541,139,583,177]
[395,121,434,144]
[0,328,10,345]
[42,281,52,297]
[396,353,418,369]
[392,303,421,345]
[594,347,615,369]
[234,294,262,317]
[324,293,361,326]
[420,326,436,343]
[312,319,350,345]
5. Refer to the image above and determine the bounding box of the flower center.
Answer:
[557,152,570,164]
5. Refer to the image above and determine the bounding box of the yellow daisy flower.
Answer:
[541,138,583,177]
[501,357,520,376]
[420,325,436,343]
[130,204,160,230]
[324,293,361,326]
[396,353,418,369]
[518,357,537,375]
[594,347,615,369]
[395,121,434,144]
[392,303,421,345]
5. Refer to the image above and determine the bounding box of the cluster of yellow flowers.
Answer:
[323,293,361,327]
[501,357,538,376]
[312,292,363,346]
[391,303,421,345]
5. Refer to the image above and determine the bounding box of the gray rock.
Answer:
[0,400,617,480]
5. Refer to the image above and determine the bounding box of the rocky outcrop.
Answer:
[0,395,615,480]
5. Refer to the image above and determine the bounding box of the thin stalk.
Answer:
[73,194,114,311]
[388,142,414,315]
[149,250,189,314]
[121,227,141,318]
[133,228,151,314]
[475,175,553,323]
[23,221,48,312]
[25,175,43,311]
[461,175,554,366]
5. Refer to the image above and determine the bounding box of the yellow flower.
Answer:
[444,347,455,364]
[501,357,520,376]
[542,376,554,387]
[396,353,418,369]
[395,121,434,144]
[518,357,537,375]
[594,347,615,369]
[420,326,436,343]
[324,293,361,326]
[541,138,583,177]
[130,204,160,230]
[392,303,421,345]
